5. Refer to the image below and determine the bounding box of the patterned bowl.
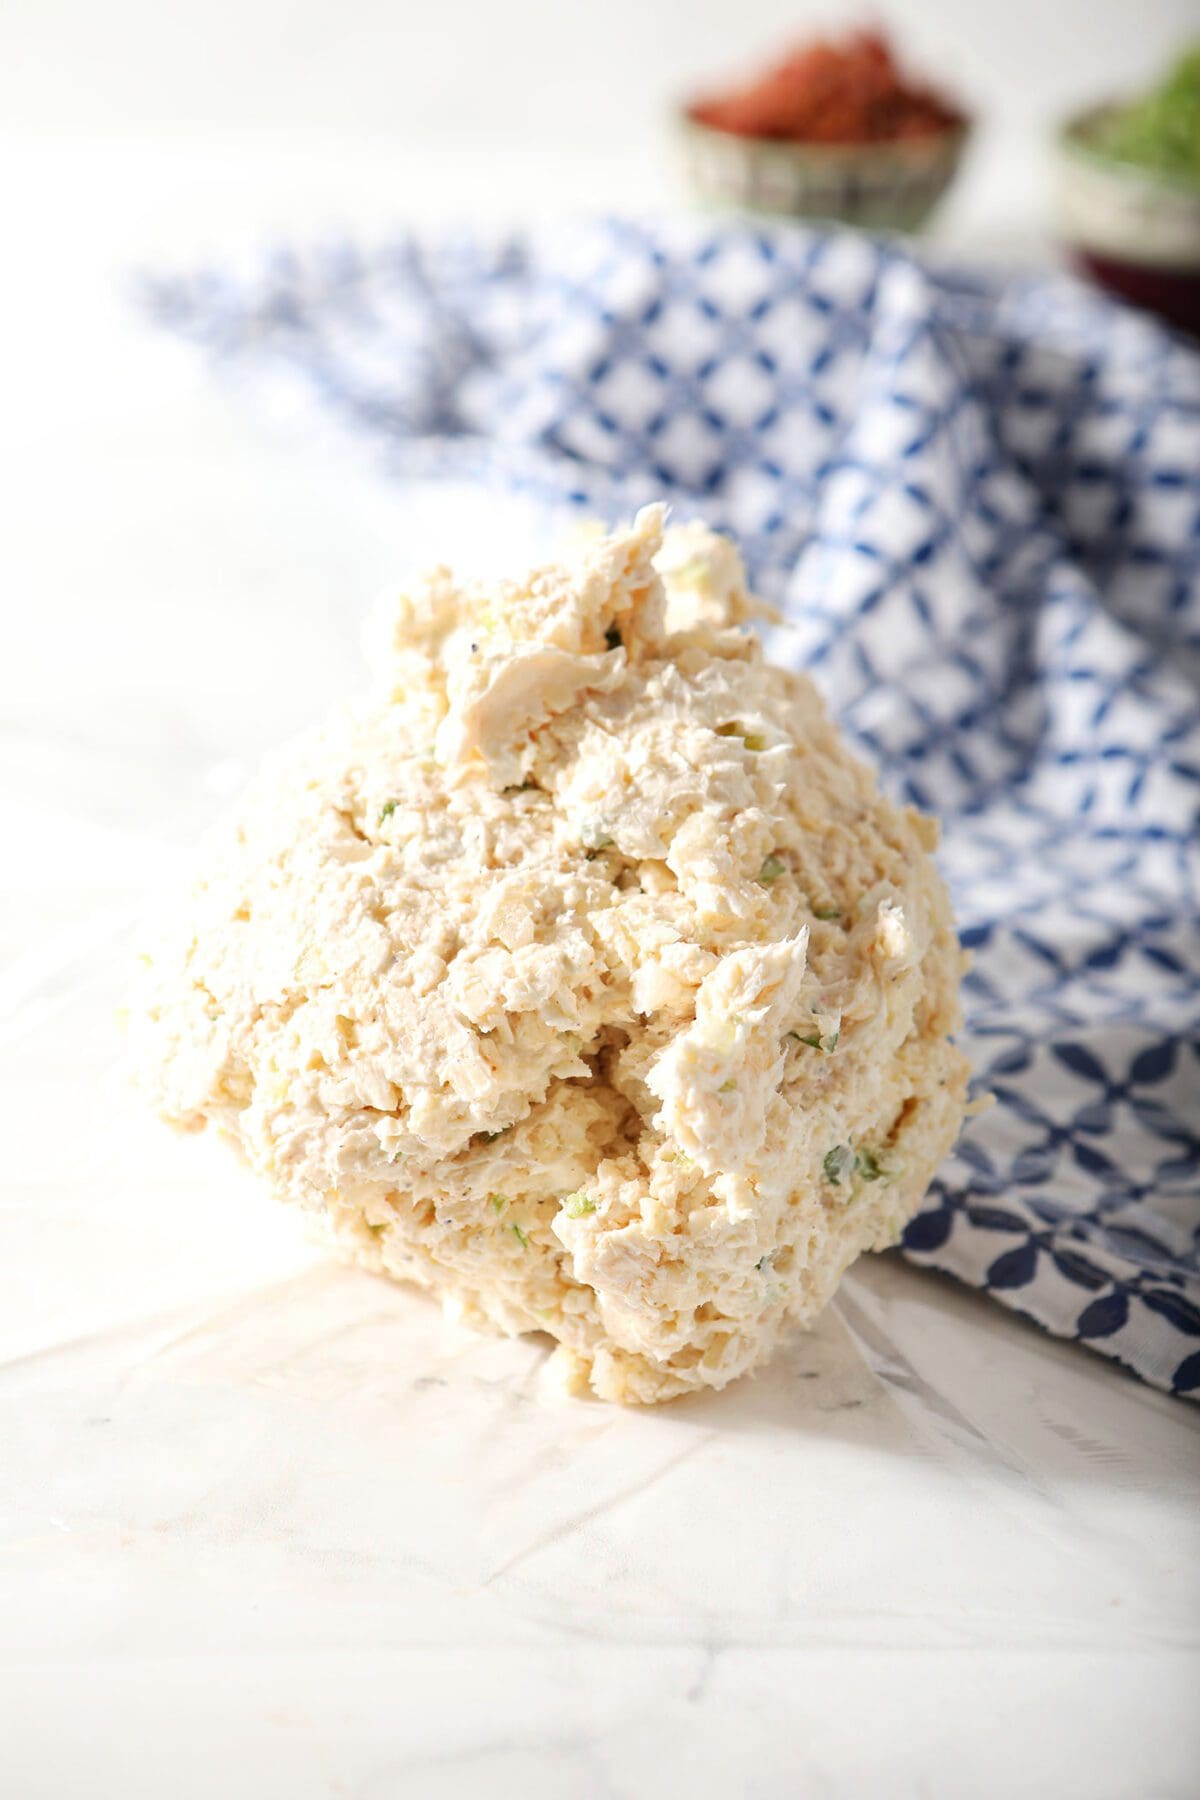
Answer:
[675,109,971,234]
[1055,105,1200,333]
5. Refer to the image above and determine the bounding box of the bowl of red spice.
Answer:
[678,30,970,233]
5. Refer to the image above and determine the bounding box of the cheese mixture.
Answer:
[131,507,969,1403]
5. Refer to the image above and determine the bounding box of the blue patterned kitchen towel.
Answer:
[144,219,1200,1398]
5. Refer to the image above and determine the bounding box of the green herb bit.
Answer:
[562,1191,595,1218]
[489,1192,508,1213]
[378,799,398,825]
[755,1253,773,1272]
[788,1030,823,1050]
[823,1143,858,1185]
[758,855,787,885]
[510,1222,530,1248]
[719,1078,737,1094]
[813,906,842,921]
[581,820,615,852]
[857,1147,886,1182]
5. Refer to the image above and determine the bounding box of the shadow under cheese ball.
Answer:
[131,508,969,1402]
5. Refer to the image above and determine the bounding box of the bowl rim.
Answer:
[674,105,972,167]
[1057,101,1200,198]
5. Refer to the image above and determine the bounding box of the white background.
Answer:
[2,5,1199,1799]
[6,0,1199,146]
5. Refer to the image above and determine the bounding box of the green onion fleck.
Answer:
[823,1144,858,1185]
[719,1078,737,1094]
[378,799,398,825]
[857,1147,886,1182]
[788,1031,823,1050]
[510,1222,529,1248]
[562,1191,595,1218]
[581,819,615,852]
[490,1193,508,1213]
[758,855,787,885]
[813,906,841,921]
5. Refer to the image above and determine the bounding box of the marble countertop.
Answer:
[1,132,1198,1800]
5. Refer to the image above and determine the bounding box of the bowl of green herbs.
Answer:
[1057,46,1200,333]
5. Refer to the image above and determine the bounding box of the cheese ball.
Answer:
[132,506,968,1403]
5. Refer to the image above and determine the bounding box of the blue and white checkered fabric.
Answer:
[145,218,1200,1398]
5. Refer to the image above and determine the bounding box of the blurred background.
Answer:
[5,0,1197,240]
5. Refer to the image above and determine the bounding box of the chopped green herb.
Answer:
[489,1192,508,1213]
[581,819,615,852]
[719,1078,737,1094]
[813,906,842,921]
[789,1024,840,1053]
[823,1143,858,1185]
[604,624,623,651]
[857,1147,886,1182]
[378,799,398,825]
[562,1190,595,1218]
[758,855,787,885]
[755,1253,773,1272]
[510,1221,530,1248]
